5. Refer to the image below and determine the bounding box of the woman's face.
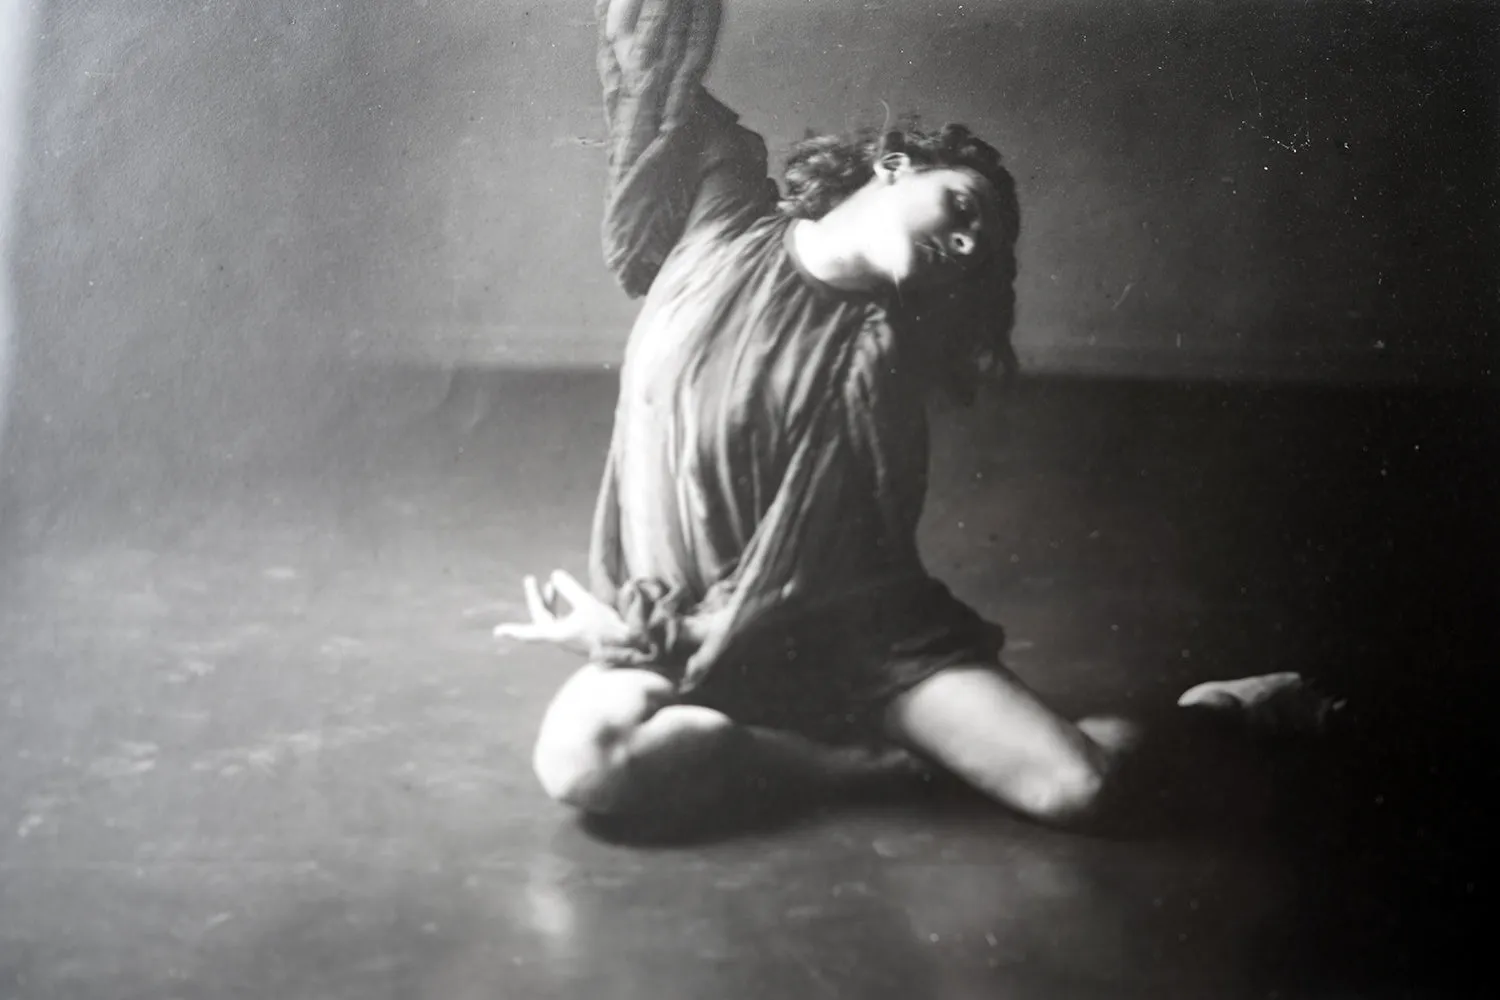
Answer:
[856,160,1000,289]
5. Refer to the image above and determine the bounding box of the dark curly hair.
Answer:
[779,121,1020,402]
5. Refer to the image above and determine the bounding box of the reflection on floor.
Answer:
[1,371,1490,999]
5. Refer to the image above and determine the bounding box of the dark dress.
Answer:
[588,0,1001,743]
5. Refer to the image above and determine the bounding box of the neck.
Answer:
[790,215,888,293]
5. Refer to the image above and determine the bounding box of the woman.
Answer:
[496,0,1327,831]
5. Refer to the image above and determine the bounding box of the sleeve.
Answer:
[586,432,626,607]
[586,418,728,669]
[597,0,778,297]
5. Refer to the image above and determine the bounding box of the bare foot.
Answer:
[1177,672,1345,735]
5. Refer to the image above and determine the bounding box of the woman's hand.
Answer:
[494,570,629,658]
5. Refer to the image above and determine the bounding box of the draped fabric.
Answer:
[596,0,774,297]
[587,0,1001,710]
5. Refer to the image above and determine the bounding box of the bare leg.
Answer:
[533,664,917,835]
[535,659,1329,835]
[883,665,1124,825]
[884,664,1328,830]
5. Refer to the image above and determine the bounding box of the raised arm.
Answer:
[598,0,721,178]
[596,0,777,296]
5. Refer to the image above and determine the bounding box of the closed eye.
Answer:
[947,189,977,225]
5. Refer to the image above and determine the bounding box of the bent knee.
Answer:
[533,688,736,815]
[532,667,670,811]
[532,730,616,812]
[532,708,644,813]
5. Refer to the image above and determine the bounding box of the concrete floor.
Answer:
[0,371,1491,999]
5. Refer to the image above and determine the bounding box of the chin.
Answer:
[860,230,915,286]
[890,264,950,293]
[875,252,919,289]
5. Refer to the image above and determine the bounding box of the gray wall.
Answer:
[2,1,1496,528]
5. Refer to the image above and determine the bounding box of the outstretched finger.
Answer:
[548,570,596,609]
[494,622,554,642]
[522,575,554,623]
